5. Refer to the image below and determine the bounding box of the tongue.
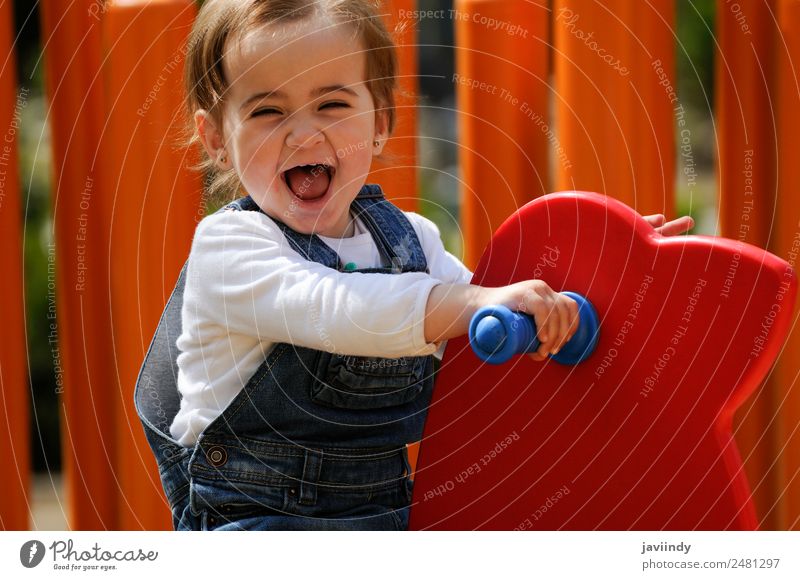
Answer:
[285,165,330,200]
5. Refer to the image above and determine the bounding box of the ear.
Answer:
[195,109,231,170]
[373,109,390,155]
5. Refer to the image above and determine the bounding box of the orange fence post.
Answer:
[715,0,782,529]
[102,0,201,530]
[371,0,419,212]
[455,0,549,269]
[0,0,31,530]
[40,0,118,529]
[554,0,675,216]
[773,0,800,530]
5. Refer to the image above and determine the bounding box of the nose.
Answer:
[285,115,325,149]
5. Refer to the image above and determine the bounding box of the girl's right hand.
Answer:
[424,279,580,359]
[486,280,580,361]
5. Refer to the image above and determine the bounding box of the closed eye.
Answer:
[319,101,349,110]
[251,107,281,117]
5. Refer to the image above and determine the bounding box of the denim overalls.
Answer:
[134,185,435,530]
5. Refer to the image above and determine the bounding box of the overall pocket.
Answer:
[190,476,290,531]
[311,353,429,410]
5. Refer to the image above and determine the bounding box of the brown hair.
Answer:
[183,0,399,202]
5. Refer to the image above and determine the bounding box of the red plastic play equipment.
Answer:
[410,191,796,530]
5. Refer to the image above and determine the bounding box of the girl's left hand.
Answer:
[643,214,695,236]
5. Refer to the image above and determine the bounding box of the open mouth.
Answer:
[281,163,334,202]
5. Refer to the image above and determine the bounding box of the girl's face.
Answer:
[197,15,388,237]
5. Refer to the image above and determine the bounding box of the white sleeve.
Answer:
[403,212,475,360]
[183,210,442,358]
[404,212,474,285]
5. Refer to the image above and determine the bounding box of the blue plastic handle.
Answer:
[468,291,600,365]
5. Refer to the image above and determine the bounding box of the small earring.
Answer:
[374,140,380,148]
[219,153,227,164]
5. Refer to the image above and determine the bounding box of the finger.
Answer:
[536,312,556,358]
[563,294,580,346]
[544,297,564,356]
[545,293,564,348]
[655,215,694,237]
[554,296,573,354]
[537,339,551,359]
[528,293,556,356]
[528,291,552,344]
[642,214,666,228]
[528,353,546,362]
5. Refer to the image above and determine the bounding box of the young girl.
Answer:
[135,0,692,531]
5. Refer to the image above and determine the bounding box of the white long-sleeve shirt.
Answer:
[170,207,473,447]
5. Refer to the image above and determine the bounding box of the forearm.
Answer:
[424,283,495,343]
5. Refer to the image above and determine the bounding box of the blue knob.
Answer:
[468,291,600,365]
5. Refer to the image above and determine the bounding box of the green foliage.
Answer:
[677,0,716,114]
[20,86,62,472]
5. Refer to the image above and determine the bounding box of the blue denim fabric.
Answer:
[135,185,434,530]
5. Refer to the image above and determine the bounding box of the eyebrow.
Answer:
[238,84,359,111]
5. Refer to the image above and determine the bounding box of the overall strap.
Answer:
[222,195,341,269]
[224,185,429,273]
[350,184,429,274]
